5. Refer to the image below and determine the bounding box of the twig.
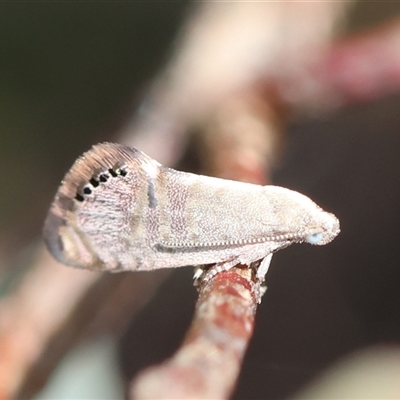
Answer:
[130,267,258,400]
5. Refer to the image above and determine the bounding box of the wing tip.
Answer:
[43,142,143,267]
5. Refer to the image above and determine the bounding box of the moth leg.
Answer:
[193,259,238,287]
[193,259,268,304]
[193,265,206,287]
[193,266,204,281]
[256,253,273,282]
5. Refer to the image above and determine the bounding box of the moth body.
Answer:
[44,143,340,273]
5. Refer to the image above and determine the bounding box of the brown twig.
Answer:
[130,267,258,400]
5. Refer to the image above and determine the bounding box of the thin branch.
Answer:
[130,267,258,400]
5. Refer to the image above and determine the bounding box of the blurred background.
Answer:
[1,1,400,399]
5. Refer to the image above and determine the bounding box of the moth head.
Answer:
[266,186,340,246]
[303,210,340,245]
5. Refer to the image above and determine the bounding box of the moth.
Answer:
[44,143,340,280]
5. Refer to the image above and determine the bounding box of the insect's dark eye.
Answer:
[83,187,92,195]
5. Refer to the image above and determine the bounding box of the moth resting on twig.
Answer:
[43,143,340,280]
